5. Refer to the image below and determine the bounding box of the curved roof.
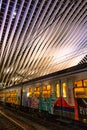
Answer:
[0,0,87,88]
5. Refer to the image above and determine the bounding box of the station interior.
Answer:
[0,0,87,130]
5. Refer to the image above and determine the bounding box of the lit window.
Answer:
[42,86,46,91]
[34,87,40,97]
[62,83,67,97]
[47,85,51,90]
[27,88,32,97]
[56,84,60,97]
[42,85,51,98]
[74,81,82,87]
[83,80,87,87]
[74,87,87,98]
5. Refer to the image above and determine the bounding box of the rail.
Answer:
[0,110,27,130]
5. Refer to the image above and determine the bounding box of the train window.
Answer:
[74,87,87,98]
[29,88,32,92]
[27,88,32,97]
[56,84,60,97]
[83,80,87,87]
[47,85,51,90]
[62,83,67,97]
[74,81,82,87]
[42,85,51,98]
[42,86,47,91]
[34,87,40,97]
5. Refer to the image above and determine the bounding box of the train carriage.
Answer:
[0,65,87,123]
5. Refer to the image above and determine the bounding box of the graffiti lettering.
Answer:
[79,106,87,115]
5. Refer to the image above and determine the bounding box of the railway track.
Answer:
[0,105,87,130]
[0,110,28,130]
[0,107,37,130]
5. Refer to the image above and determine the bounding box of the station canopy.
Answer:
[0,0,87,88]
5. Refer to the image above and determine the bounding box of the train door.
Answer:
[54,81,62,116]
[54,79,75,119]
[61,80,75,119]
[74,79,87,123]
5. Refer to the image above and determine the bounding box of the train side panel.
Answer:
[0,70,87,123]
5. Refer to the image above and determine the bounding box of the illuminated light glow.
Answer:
[56,84,60,98]
[27,92,29,97]
[12,10,16,19]
[62,83,67,98]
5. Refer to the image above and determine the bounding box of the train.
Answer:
[0,63,87,123]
